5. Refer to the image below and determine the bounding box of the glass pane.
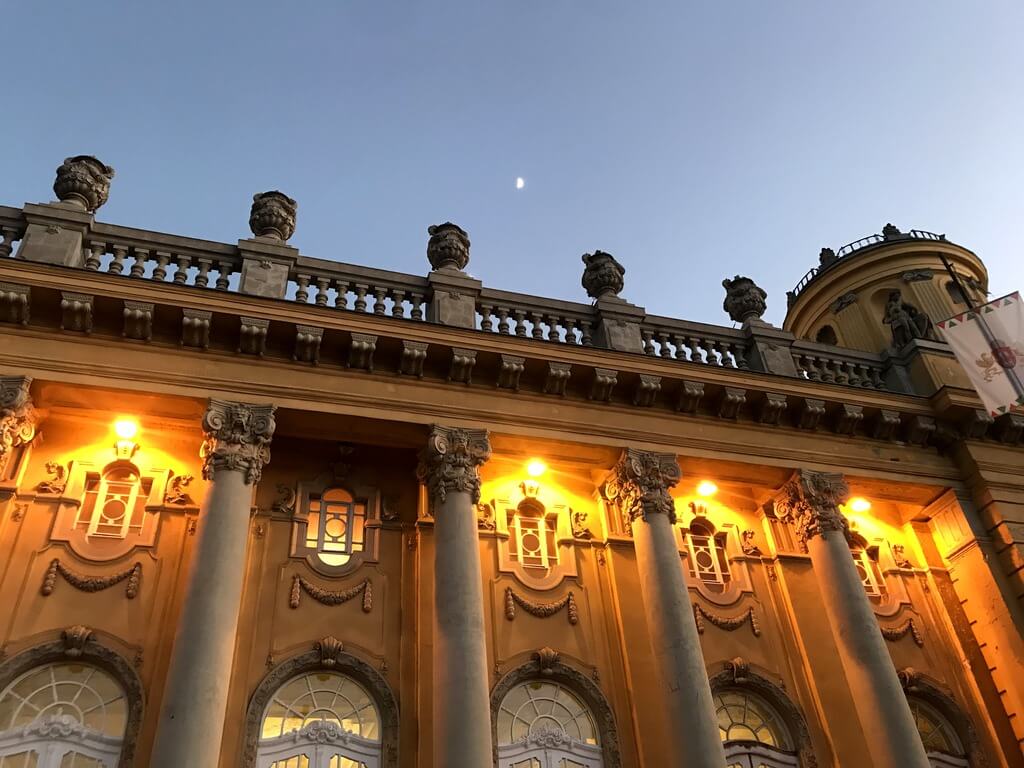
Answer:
[0,753,40,768]
[909,699,963,756]
[59,753,106,768]
[0,663,127,738]
[714,689,790,749]
[328,758,367,768]
[497,681,598,746]
[260,672,381,742]
[269,756,309,768]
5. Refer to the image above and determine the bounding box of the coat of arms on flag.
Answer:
[936,292,1024,417]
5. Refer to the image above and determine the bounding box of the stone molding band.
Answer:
[200,399,276,484]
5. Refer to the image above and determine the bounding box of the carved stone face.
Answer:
[581,250,625,299]
[249,191,298,241]
[721,275,767,324]
[426,222,470,271]
[53,156,115,213]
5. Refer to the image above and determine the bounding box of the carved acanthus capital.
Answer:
[0,376,37,472]
[415,425,491,504]
[200,399,276,485]
[581,250,625,300]
[772,470,850,545]
[427,222,470,271]
[249,191,297,241]
[53,155,115,212]
[602,449,681,525]
[721,275,768,324]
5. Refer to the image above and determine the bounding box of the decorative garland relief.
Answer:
[504,586,578,625]
[41,559,141,599]
[289,574,372,612]
[692,603,761,637]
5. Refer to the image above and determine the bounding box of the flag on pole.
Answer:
[936,292,1024,417]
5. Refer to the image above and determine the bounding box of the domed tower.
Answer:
[783,224,988,353]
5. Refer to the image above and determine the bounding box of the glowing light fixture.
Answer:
[849,497,871,513]
[526,459,547,477]
[696,480,718,498]
[114,419,138,440]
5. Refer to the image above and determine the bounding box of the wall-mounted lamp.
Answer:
[696,480,718,498]
[526,459,547,477]
[848,497,871,513]
[113,418,140,460]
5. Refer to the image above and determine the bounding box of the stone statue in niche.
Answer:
[883,289,937,348]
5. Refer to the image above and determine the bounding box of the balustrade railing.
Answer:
[0,207,26,259]
[792,340,887,390]
[640,316,748,368]
[287,256,429,321]
[476,288,595,345]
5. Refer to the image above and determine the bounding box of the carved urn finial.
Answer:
[249,191,297,241]
[426,222,470,271]
[53,156,115,213]
[581,250,625,300]
[721,275,767,325]
[818,247,837,267]
[882,223,902,240]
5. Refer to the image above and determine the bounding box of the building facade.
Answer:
[0,156,1022,768]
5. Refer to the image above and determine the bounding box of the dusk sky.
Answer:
[2,1,1021,326]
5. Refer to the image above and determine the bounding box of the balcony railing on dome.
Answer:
[788,228,947,306]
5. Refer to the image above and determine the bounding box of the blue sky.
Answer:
[2,1,1021,326]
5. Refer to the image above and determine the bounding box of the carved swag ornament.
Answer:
[772,470,850,547]
[416,426,491,505]
[0,376,36,475]
[200,399,276,485]
[602,449,681,525]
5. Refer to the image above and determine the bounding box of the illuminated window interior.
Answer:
[507,499,558,572]
[496,680,603,767]
[686,519,731,592]
[850,542,886,599]
[305,488,367,567]
[76,464,151,540]
[716,689,798,767]
[909,698,966,762]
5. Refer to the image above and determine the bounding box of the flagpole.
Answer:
[938,253,1024,402]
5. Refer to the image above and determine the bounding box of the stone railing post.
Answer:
[15,156,114,268]
[581,250,645,352]
[237,191,298,298]
[773,470,929,768]
[425,223,482,328]
[416,425,493,767]
[603,449,726,768]
[150,399,276,768]
[0,376,36,482]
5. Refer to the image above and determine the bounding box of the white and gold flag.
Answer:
[936,292,1024,417]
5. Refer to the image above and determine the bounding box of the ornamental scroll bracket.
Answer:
[41,559,141,599]
[880,617,924,647]
[693,603,761,637]
[289,574,372,612]
[504,586,579,625]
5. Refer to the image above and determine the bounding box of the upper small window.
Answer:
[851,544,886,598]
[303,488,367,567]
[815,325,838,345]
[507,500,558,573]
[76,464,152,540]
[686,520,731,593]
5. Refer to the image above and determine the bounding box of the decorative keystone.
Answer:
[53,156,115,212]
[249,191,297,241]
[427,222,470,271]
[581,250,625,300]
[61,625,95,658]
[416,425,491,504]
[543,362,571,396]
[722,275,767,325]
[602,449,681,525]
[200,399,276,484]
[348,333,377,371]
[772,470,850,547]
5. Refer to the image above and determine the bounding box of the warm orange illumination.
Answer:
[114,419,138,440]
[526,459,547,477]
[696,480,718,497]
[849,497,871,513]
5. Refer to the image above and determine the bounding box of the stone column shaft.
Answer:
[778,470,929,768]
[417,426,493,768]
[605,449,726,768]
[150,400,275,768]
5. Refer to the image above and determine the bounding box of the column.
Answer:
[151,399,276,768]
[416,425,493,768]
[774,470,929,768]
[604,449,726,768]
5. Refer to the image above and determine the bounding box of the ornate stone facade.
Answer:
[200,399,276,484]
[0,376,35,475]
[415,425,491,504]
[602,448,681,524]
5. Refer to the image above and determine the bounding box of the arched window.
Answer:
[909,698,968,768]
[302,488,368,568]
[507,500,559,573]
[76,463,152,540]
[686,519,731,593]
[0,663,127,768]
[850,540,887,598]
[715,689,798,768]
[256,672,382,768]
[496,681,603,768]
[815,325,838,345]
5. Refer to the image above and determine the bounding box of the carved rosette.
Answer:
[53,155,115,212]
[249,191,297,241]
[581,250,625,299]
[0,376,36,473]
[200,399,276,485]
[602,449,681,525]
[773,470,850,546]
[721,275,768,324]
[415,425,491,505]
[426,222,470,270]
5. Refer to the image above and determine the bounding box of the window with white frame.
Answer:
[686,519,732,593]
[496,681,603,768]
[75,463,152,540]
[257,672,381,768]
[0,663,127,768]
[850,543,887,598]
[908,699,968,768]
[507,500,559,573]
[302,488,368,568]
[715,689,798,768]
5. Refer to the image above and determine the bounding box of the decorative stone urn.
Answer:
[722,275,767,324]
[426,222,470,271]
[53,156,115,213]
[819,247,837,267]
[249,191,297,241]
[581,250,625,300]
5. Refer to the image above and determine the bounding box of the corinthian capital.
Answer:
[773,469,850,545]
[416,425,491,504]
[0,376,37,473]
[603,449,681,524]
[200,399,276,485]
